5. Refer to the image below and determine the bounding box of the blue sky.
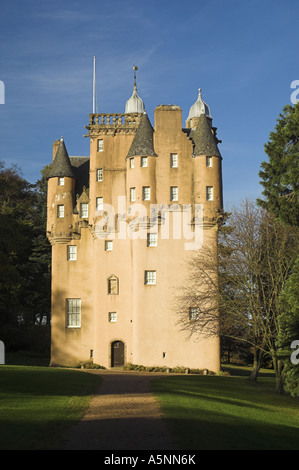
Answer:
[0,0,298,207]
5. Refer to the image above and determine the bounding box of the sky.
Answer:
[0,0,298,208]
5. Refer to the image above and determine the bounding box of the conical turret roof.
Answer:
[192,114,221,157]
[187,88,212,120]
[48,137,76,179]
[126,112,157,158]
[125,83,145,113]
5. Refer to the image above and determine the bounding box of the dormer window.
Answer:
[80,203,88,218]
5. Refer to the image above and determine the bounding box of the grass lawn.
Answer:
[0,365,102,450]
[151,369,299,450]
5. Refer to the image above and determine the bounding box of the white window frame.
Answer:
[105,240,113,251]
[57,204,64,218]
[130,187,136,202]
[96,197,104,211]
[109,312,117,323]
[206,156,212,167]
[66,299,81,328]
[189,307,199,321]
[147,233,157,247]
[170,153,178,168]
[170,186,178,201]
[145,270,156,285]
[206,186,214,201]
[141,156,148,167]
[97,168,103,181]
[80,203,89,218]
[130,158,134,168]
[58,177,65,185]
[97,139,104,152]
[67,245,77,261]
[142,186,150,201]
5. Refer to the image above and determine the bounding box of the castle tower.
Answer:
[47,137,76,243]
[47,73,223,372]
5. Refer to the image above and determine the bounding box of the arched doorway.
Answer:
[111,340,125,367]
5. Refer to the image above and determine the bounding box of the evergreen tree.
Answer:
[257,103,299,227]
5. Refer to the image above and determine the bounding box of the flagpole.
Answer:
[93,56,96,114]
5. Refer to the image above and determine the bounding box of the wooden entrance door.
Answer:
[111,341,125,367]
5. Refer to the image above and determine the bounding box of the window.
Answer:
[189,307,199,321]
[96,197,103,211]
[145,270,156,285]
[97,139,103,151]
[142,186,150,201]
[80,203,88,218]
[67,245,77,260]
[97,168,103,181]
[147,233,157,247]
[58,177,64,185]
[130,187,136,202]
[108,275,119,295]
[105,240,113,251]
[170,186,178,201]
[170,153,178,168]
[57,205,64,218]
[109,312,117,323]
[206,186,214,201]
[141,156,148,167]
[206,156,212,167]
[66,299,81,327]
[130,158,134,168]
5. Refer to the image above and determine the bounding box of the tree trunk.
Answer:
[273,356,284,394]
[249,348,263,381]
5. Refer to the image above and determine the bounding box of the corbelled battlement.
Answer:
[85,112,143,136]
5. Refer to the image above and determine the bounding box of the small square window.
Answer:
[170,186,178,201]
[130,187,136,202]
[147,233,157,247]
[109,312,117,322]
[206,186,213,201]
[97,168,103,181]
[105,240,113,251]
[97,139,104,152]
[142,186,150,201]
[58,177,65,185]
[145,270,156,285]
[141,156,148,167]
[67,245,77,260]
[206,156,212,167]
[130,158,134,169]
[189,307,199,321]
[96,197,103,211]
[57,205,64,218]
[80,203,88,218]
[170,153,178,168]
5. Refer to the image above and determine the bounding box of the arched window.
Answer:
[108,275,119,295]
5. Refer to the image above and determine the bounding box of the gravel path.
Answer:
[61,370,176,450]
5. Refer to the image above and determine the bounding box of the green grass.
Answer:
[0,365,102,450]
[151,372,299,450]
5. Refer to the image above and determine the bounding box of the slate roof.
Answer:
[126,112,157,158]
[48,138,76,179]
[191,114,221,157]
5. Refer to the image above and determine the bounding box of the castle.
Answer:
[46,72,223,370]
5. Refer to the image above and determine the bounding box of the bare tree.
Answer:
[175,200,299,391]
